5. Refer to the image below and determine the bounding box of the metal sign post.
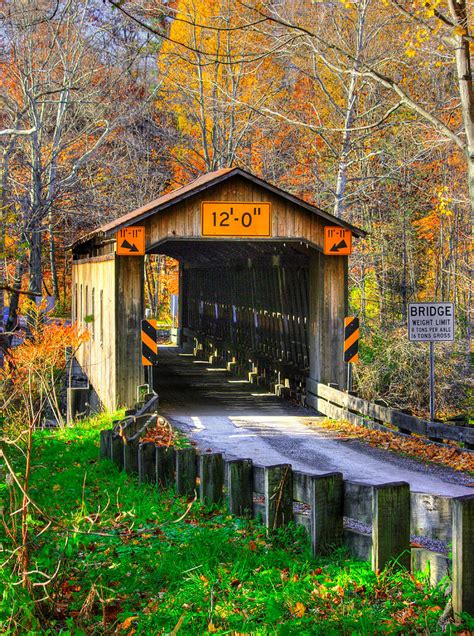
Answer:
[429,341,435,422]
[347,362,353,393]
[408,302,455,422]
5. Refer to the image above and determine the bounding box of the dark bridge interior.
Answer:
[154,238,311,402]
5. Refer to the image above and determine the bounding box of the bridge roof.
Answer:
[72,166,366,249]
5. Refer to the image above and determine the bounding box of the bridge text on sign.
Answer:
[408,303,454,342]
[201,202,271,237]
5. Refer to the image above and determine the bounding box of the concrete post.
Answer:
[311,472,344,555]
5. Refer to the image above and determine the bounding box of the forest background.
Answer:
[0,0,472,418]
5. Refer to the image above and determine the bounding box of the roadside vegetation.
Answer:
[1,413,472,634]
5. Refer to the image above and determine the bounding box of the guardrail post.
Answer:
[156,446,175,487]
[452,494,474,617]
[123,437,139,475]
[138,442,156,483]
[372,482,410,571]
[175,448,197,496]
[100,429,112,459]
[200,453,224,505]
[111,434,124,470]
[227,459,253,517]
[264,464,293,530]
[311,472,344,555]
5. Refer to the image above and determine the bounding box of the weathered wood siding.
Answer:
[115,255,144,407]
[307,251,347,388]
[143,176,325,249]
[72,253,144,410]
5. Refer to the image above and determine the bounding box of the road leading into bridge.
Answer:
[155,347,472,497]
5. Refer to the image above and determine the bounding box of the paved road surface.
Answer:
[156,347,472,497]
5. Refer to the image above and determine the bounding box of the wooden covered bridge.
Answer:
[71,167,365,411]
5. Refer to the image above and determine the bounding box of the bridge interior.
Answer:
[153,239,311,402]
[155,346,309,416]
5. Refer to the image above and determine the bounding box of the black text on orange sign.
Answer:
[201,202,271,237]
[324,227,352,255]
[344,316,359,363]
[141,319,158,366]
[116,227,145,256]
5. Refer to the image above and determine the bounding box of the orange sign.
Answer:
[201,202,271,237]
[324,227,352,255]
[116,227,145,256]
[344,316,359,363]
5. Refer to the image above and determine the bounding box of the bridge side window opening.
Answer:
[85,286,89,334]
[91,288,95,340]
[73,283,77,322]
[99,290,103,346]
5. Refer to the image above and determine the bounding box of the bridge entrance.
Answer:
[71,168,365,411]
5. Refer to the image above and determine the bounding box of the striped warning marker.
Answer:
[344,316,359,363]
[141,319,158,366]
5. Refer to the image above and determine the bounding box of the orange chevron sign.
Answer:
[141,319,158,366]
[344,316,359,363]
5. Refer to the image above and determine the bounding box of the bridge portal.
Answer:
[71,168,365,411]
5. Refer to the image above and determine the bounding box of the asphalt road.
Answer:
[156,347,473,497]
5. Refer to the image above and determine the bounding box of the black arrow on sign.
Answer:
[330,239,347,252]
[121,239,139,252]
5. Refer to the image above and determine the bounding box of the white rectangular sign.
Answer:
[408,302,455,342]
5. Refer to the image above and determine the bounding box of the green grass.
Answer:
[1,413,472,635]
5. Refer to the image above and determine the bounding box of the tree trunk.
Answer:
[448,0,474,215]
[28,223,42,297]
[5,257,25,334]
[48,215,60,301]
[333,0,368,218]
[0,135,17,364]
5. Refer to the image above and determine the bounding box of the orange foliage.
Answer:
[308,418,474,473]
[141,416,175,447]
[4,301,89,386]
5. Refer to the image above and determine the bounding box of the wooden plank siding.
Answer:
[72,253,144,410]
[143,177,326,251]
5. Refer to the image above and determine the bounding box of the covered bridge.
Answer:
[71,167,365,411]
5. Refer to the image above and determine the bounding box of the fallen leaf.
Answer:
[292,601,306,618]
[117,616,138,630]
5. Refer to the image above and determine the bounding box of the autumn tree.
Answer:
[150,0,289,181]
[1,0,161,327]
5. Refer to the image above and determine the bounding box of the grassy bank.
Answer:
[1,413,471,634]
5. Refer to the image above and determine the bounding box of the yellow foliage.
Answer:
[156,0,285,175]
